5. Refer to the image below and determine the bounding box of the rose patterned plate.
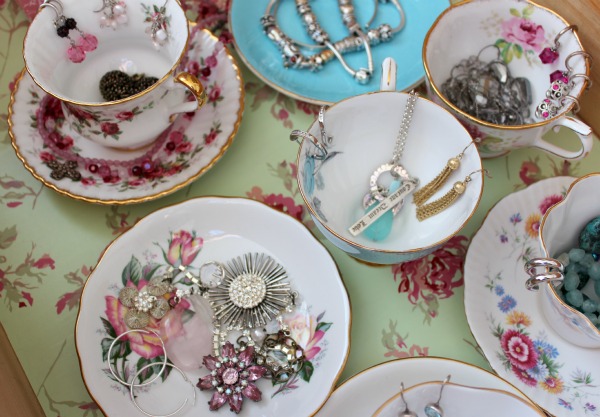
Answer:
[229,0,449,105]
[464,176,600,417]
[314,357,536,417]
[75,197,351,417]
[9,28,243,205]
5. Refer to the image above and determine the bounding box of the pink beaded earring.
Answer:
[40,0,98,63]
[539,25,578,64]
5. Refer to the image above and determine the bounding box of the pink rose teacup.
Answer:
[423,0,593,159]
[23,0,206,149]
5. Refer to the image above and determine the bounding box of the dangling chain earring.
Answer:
[416,169,489,222]
[539,25,578,64]
[96,0,128,29]
[412,142,475,207]
[40,0,98,63]
[424,375,451,417]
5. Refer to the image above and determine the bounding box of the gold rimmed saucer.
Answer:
[9,29,244,205]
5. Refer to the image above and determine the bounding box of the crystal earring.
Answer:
[398,382,417,417]
[424,375,451,417]
[96,0,128,29]
[144,0,170,49]
[412,141,475,207]
[416,169,489,221]
[40,0,98,63]
[539,25,578,64]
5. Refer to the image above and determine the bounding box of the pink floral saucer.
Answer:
[9,29,243,204]
[464,176,600,417]
[75,197,351,416]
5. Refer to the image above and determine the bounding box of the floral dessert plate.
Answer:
[464,176,600,417]
[229,0,449,104]
[314,357,536,417]
[75,197,351,417]
[9,28,243,205]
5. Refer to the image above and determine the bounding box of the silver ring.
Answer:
[565,50,593,73]
[290,129,328,159]
[129,362,196,417]
[525,271,564,291]
[553,24,578,49]
[525,257,563,271]
[107,329,168,388]
[39,0,63,19]
[570,73,593,90]
[561,95,581,113]
[369,163,411,202]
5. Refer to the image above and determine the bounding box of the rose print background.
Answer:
[1,1,599,416]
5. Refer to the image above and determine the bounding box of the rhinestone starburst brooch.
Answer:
[207,253,293,331]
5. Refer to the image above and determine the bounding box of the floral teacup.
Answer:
[423,0,592,159]
[23,0,206,149]
[527,173,600,348]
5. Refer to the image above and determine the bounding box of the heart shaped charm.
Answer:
[99,70,158,101]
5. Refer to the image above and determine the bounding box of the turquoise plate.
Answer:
[229,0,450,104]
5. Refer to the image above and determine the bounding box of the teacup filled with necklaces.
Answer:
[292,58,485,265]
[423,0,593,159]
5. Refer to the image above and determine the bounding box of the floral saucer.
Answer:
[9,29,244,205]
[75,197,351,416]
[314,357,535,417]
[464,176,600,417]
[230,0,449,104]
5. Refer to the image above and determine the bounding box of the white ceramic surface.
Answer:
[465,176,600,417]
[423,0,592,159]
[75,197,351,417]
[538,173,600,347]
[10,29,242,205]
[296,90,483,264]
[314,357,536,417]
[24,0,204,148]
[373,381,545,417]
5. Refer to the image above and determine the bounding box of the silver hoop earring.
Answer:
[106,329,167,387]
[130,362,197,417]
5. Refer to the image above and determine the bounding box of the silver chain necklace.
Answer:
[368,90,418,204]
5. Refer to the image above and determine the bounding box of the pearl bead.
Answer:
[117,14,128,24]
[354,68,371,84]
[155,29,168,42]
[114,4,125,14]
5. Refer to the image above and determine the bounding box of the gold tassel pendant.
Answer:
[416,180,466,221]
[412,156,461,207]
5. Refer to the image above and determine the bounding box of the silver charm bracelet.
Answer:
[261,0,405,83]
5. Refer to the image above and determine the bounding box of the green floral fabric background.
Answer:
[0,1,598,416]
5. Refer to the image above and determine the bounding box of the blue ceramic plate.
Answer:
[229,0,450,104]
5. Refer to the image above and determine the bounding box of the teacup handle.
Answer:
[532,116,593,160]
[380,57,397,92]
[168,72,208,114]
